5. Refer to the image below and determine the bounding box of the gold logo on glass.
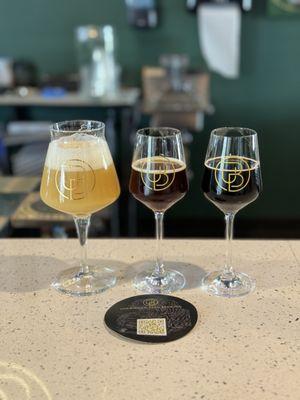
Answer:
[214,156,251,193]
[55,159,95,200]
[141,156,175,192]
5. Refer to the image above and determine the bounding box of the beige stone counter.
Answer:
[0,239,299,400]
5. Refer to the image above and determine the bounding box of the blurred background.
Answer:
[0,0,299,239]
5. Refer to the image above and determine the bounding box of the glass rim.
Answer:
[50,120,105,134]
[211,127,257,138]
[136,127,181,138]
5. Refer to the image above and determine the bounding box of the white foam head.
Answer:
[45,133,113,170]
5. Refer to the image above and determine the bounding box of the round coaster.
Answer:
[104,294,198,343]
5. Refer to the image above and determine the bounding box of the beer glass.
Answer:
[202,127,262,297]
[129,127,188,293]
[40,120,120,296]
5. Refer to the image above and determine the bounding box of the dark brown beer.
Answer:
[129,156,188,212]
[202,156,262,214]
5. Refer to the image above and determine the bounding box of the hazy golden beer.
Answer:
[40,135,120,216]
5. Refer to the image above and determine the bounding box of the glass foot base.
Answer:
[52,266,117,296]
[134,269,185,294]
[202,270,255,298]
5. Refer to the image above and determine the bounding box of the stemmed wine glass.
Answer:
[201,127,262,297]
[40,120,120,296]
[129,127,189,294]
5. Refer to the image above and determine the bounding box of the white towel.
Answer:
[197,3,241,79]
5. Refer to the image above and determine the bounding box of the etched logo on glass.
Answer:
[214,156,251,193]
[55,159,95,200]
[141,156,175,192]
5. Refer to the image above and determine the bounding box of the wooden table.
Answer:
[0,239,298,399]
[0,176,40,194]
[0,89,140,107]
[0,177,40,235]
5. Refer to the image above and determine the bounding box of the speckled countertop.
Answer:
[0,239,299,400]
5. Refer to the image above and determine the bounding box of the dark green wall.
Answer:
[0,0,202,81]
[1,0,300,223]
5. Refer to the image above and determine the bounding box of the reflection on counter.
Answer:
[0,361,52,399]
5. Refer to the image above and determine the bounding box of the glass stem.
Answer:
[153,211,166,278]
[74,216,91,275]
[222,213,235,280]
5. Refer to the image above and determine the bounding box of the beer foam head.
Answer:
[45,133,113,170]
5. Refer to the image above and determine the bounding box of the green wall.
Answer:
[1,0,300,223]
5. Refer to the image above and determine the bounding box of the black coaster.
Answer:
[104,294,198,343]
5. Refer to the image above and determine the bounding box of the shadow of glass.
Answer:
[0,256,68,293]
[124,260,207,290]
[87,258,130,283]
[0,256,129,293]
[244,259,298,291]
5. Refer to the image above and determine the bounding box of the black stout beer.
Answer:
[129,156,188,212]
[202,156,262,214]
